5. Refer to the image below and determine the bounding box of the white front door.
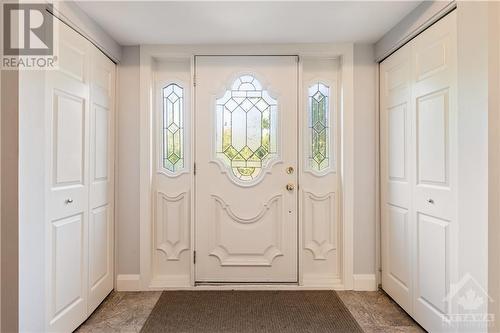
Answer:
[195,56,298,283]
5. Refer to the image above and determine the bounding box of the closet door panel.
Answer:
[46,22,90,333]
[412,11,457,332]
[380,43,413,313]
[88,46,115,314]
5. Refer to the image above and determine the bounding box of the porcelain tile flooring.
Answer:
[75,290,424,333]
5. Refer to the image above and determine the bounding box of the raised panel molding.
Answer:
[416,37,448,81]
[303,191,336,260]
[388,204,409,289]
[417,89,449,186]
[59,41,86,82]
[155,191,190,260]
[90,205,108,289]
[51,214,84,319]
[209,194,284,266]
[388,103,407,181]
[93,104,109,181]
[53,90,85,186]
[386,63,407,92]
[417,213,449,315]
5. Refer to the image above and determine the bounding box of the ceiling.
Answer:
[75,1,422,46]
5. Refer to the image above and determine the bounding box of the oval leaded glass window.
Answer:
[215,75,278,183]
[308,83,330,173]
[162,83,184,173]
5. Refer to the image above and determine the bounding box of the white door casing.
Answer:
[194,56,298,283]
[380,11,457,332]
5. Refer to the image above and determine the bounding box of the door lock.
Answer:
[286,166,294,174]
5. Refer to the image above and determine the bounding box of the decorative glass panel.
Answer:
[308,83,330,172]
[215,75,278,182]
[162,83,184,173]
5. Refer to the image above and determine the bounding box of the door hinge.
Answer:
[194,162,196,175]
[193,251,196,264]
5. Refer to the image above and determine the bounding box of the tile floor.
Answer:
[76,289,424,333]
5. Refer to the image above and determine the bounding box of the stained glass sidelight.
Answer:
[215,75,278,182]
[162,83,184,173]
[308,83,330,172]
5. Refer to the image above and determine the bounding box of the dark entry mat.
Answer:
[140,290,363,333]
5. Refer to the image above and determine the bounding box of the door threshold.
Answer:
[195,281,298,286]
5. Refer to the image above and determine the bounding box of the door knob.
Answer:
[427,198,435,204]
[286,183,295,191]
[65,198,74,204]
[286,166,294,174]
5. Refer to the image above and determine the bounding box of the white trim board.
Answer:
[139,43,355,291]
[353,274,377,291]
[116,275,141,291]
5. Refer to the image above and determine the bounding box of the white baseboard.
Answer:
[116,274,141,291]
[353,274,377,291]
[302,275,344,289]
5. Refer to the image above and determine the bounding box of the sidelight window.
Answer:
[162,83,184,173]
[308,82,330,173]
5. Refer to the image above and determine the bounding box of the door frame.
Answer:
[138,44,355,290]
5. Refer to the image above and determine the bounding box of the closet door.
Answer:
[380,42,413,313]
[381,10,457,333]
[88,47,115,313]
[46,22,90,332]
[411,11,457,331]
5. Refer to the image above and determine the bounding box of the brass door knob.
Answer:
[286,183,295,191]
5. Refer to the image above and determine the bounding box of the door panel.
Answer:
[51,214,84,319]
[381,11,457,333]
[381,43,412,313]
[195,56,298,282]
[412,11,456,332]
[88,46,115,313]
[46,22,89,333]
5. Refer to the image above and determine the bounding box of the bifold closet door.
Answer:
[46,21,115,332]
[380,10,457,333]
[380,41,412,313]
[88,45,115,313]
[46,22,91,332]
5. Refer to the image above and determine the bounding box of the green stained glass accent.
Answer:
[308,83,330,172]
[162,83,184,173]
[216,75,278,182]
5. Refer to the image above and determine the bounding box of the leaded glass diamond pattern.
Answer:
[215,75,278,182]
[308,83,330,172]
[162,83,184,173]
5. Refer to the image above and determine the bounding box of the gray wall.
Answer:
[1,69,19,333]
[115,45,379,276]
[116,46,141,274]
[353,44,377,275]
